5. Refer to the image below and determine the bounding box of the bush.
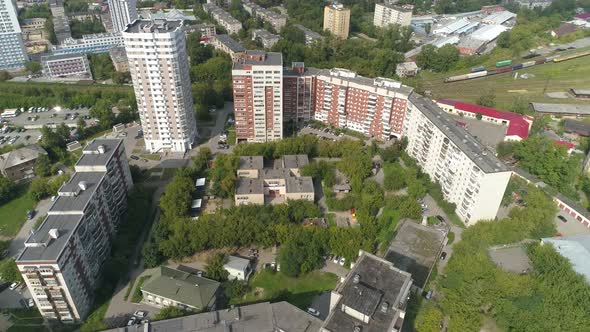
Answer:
[447,231,455,245]
[154,306,191,321]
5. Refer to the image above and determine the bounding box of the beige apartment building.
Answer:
[323,3,350,39]
[373,2,413,28]
[234,155,314,205]
[123,19,197,153]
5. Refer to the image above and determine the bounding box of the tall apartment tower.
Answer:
[283,62,318,124]
[16,140,133,322]
[108,0,138,32]
[373,2,413,28]
[323,3,350,39]
[123,19,197,153]
[402,94,511,225]
[232,51,283,143]
[0,0,28,69]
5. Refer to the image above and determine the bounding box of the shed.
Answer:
[223,255,252,281]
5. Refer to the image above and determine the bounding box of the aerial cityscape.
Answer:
[0,0,589,331]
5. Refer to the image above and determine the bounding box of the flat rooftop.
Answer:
[384,220,446,288]
[18,214,83,262]
[286,176,314,193]
[124,19,183,33]
[236,178,264,195]
[233,50,283,69]
[238,156,264,170]
[50,172,105,213]
[102,301,322,332]
[315,68,413,96]
[409,93,509,173]
[323,251,412,332]
[41,53,87,62]
[214,34,245,52]
[282,154,309,169]
[531,102,590,115]
[76,139,122,167]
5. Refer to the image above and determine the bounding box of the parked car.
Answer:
[558,215,567,223]
[440,252,447,261]
[339,257,346,266]
[425,289,433,300]
[130,155,140,160]
[26,209,35,219]
[307,308,320,317]
[127,317,139,326]
[332,256,340,264]
[134,310,147,319]
[27,299,35,308]
[9,282,21,291]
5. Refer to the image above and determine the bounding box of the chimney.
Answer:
[48,228,59,239]
[97,145,106,154]
[78,181,88,191]
[353,273,360,284]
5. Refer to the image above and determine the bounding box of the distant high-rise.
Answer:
[323,3,350,39]
[0,0,28,69]
[108,0,137,32]
[232,51,283,143]
[123,19,197,153]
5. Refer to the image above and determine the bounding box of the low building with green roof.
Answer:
[141,266,221,311]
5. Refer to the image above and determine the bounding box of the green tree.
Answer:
[25,61,42,74]
[34,154,52,177]
[76,117,86,137]
[205,253,229,281]
[0,70,10,81]
[476,89,496,107]
[153,306,189,321]
[0,259,23,283]
[415,302,444,332]
[0,175,13,203]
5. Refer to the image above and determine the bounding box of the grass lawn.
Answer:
[234,270,338,309]
[227,128,236,145]
[140,154,161,161]
[131,275,151,303]
[420,54,590,110]
[123,278,136,301]
[0,186,35,237]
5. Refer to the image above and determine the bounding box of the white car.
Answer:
[332,256,339,264]
[9,282,20,290]
[339,257,346,266]
[134,310,147,318]
[27,299,35,307]
[307,308,320,317]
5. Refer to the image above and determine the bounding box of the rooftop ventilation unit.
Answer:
[78,181,88,191]
[97,144,106,154]
[48,228,60,239]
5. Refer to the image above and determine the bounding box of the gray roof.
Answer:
[236,178,264,195]
[76,139,122,167]
[409,93,509,173]
[286,176,314,194]
[571,88,590,96]
[238,156,264,170]
[101,301,321,332]
[50,172,105,213]
[315,68,414,96]
[141,266,220,310]
[41,53,88,62]
[253,29,279,41]
[233,50,283,69]
[124,19,183,33]
[223,255,250,271]
[0,144,46,171]
[260,168,291,179]
[530,102,590,115]
[322,251,412,332]
[282,154,309,169]
[384,220,446,288]
[542,235,590,284]
[213,34,245,52]
[564,119,590,136]
[17,215,83,262]
[457,37,486,51]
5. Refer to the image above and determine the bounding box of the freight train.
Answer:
[443,51,590,83]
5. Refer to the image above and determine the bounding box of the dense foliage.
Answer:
[70,18,106,38]
[0,175,13,204]
[88,54,115,80]
[0,258,22,283]
[205,253,229,281]
[416,44,460,73]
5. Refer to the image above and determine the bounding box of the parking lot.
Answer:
[554,211,590,236]
[0,106,93,147]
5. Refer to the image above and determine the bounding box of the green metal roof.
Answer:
[141,267,220,310]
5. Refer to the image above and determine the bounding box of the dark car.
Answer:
[26,209,35,219]
[130,155,140,160]
[558,215,567,223]
[440,252,448,261]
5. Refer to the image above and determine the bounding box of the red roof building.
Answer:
[575,13,590,21]
[436,99,534,141]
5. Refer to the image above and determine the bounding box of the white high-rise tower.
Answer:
[123,19,197,153]
[0,0,28,69]
[108,0,138,32]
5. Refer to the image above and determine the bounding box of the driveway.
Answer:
[308,291,331,321]
[0,287,31,309]
[554,212,590,236]
[7,197,53,259]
